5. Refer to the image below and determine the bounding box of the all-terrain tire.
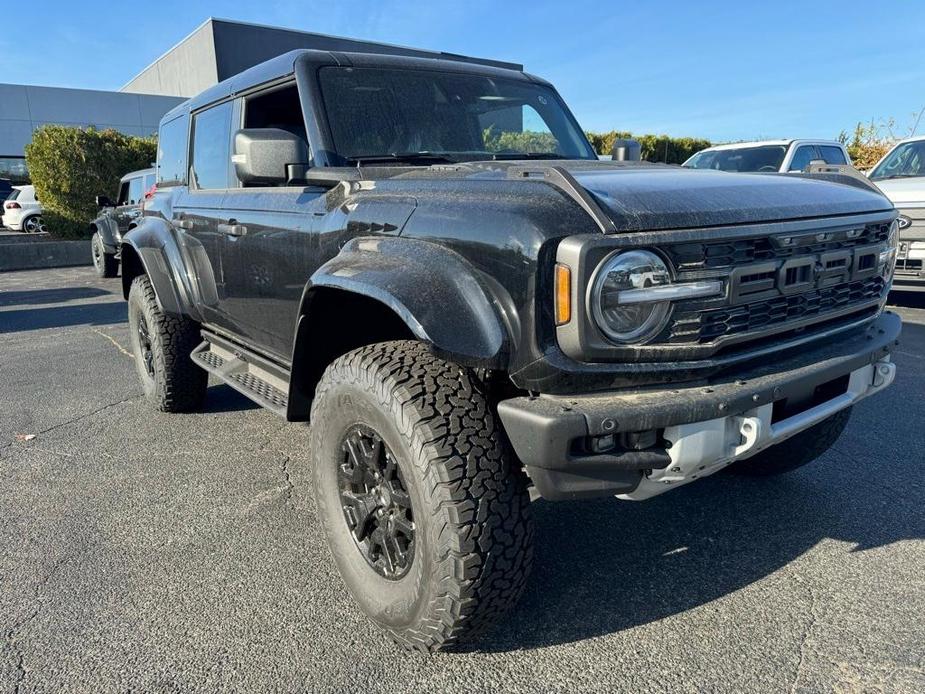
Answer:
[726,407,852,476]
[309,340,534,652]
[92,232,119,278]
[127,275,207,413]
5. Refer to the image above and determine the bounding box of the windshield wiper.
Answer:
[346,152,457,166]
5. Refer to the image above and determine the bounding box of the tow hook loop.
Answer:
[733,416,761,457]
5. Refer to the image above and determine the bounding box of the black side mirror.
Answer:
[96,195,114,208]
[233,128,309,185]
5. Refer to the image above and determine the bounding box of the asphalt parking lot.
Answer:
[1,266,923,693]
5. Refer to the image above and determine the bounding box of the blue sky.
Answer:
[4,0,924,142]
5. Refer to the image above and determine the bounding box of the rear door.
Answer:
[115,177,144,235]
[170,100,238,331]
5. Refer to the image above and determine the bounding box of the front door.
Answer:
[217,188,324,358]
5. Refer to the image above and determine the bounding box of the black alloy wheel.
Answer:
[339,424,415,579]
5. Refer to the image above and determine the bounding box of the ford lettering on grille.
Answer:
[727,244,881,304]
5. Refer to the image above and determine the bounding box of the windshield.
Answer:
[869,140,925,180]
[684,145,788,172]
[318,66,597,163]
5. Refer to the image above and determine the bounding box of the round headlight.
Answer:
[590,250,672,344]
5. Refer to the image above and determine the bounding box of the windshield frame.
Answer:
[312,64,598,165]
[869,139,925,181]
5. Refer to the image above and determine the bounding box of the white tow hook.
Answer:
[732,415,762,457]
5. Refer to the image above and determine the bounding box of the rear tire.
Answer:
[309,340,534,652]
[726,407,852,476]
[92,232,119,278]
[127,275,207,413]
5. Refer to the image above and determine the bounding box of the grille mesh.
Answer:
[666,222,890,270]
[670,277,885,344]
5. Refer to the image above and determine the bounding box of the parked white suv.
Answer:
[1,185,44,233]
[869,136,925,291]
[683,139,852,173]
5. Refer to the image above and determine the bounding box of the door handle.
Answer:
[218,221,248,237]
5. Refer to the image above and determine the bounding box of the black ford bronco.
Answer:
[120,49,901,651]
[90,168,156,277]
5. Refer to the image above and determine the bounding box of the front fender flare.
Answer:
[303,237,511,366]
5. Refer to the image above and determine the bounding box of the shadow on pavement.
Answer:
[201,383,261,413]
[0,301,127,332]
[0,286,113,307]
[889,290,925,309]
[477,459,923,652]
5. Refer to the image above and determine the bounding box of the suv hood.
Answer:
[869,176,925,205]
[566,165,892,231]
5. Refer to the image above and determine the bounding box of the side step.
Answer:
[190,333,290,417]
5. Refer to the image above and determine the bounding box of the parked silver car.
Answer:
[869,136,925,291]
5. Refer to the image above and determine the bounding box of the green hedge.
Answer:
[586,130,713,165]
[24,126,156,239]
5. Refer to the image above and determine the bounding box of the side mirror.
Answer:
[96,195,114,208]
[611,138,642,162]
[232,128,309,185]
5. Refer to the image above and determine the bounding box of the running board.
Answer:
[190,333,290,417]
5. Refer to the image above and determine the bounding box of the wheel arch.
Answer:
[286,236,512,420]
[119,219,203,322]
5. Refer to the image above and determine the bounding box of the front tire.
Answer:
[309,341,534,652]
[127,275,207,412]
[92,232,119,278]
[726,407,852,476]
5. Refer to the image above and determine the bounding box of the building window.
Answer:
[0,157,29,184]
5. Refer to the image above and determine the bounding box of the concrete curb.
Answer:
[0,237,92,271]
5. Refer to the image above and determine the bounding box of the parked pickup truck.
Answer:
[120,49,901,651]
[684,139,852,173]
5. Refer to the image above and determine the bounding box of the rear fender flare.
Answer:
[120,218,204,322]
[91,215,119,252]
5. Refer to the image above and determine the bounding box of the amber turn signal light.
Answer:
[555,263,571,325]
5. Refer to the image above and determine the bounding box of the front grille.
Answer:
[666,222,890,270]
[669,276,885,344]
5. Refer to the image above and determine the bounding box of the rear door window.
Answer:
[818,145,848,165]
[788,145,818,172]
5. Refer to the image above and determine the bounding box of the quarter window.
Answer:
[157,115,189,186]
[191,101,234,190]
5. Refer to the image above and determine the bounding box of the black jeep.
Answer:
[120,49,901,651]
[90,168,155,277]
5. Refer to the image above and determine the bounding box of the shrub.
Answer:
[586,130,712,164]
[24,126,156,239]
[483,127,559,153]
[838,120,894,171]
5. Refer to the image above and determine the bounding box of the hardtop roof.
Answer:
[160,48,537,123]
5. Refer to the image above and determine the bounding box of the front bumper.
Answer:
[498,311,901,500]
